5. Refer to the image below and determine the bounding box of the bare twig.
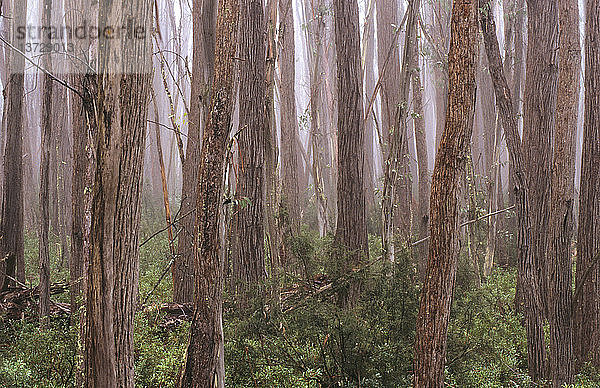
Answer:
[411,204,517,247]
[0,34,84,99]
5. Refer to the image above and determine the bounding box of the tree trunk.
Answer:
[523,0,559,320]
[175,0,217,304]
[430,1,450,151]
[232,0,266,298]
[478,1,548,380]
[264,0,281,301]
[377,0,412,256]
[412,26,430,280]
[0,0,26,291]
[333,0,369,306]
[279,0,301,238]
[306,0,331,237]
[38,0,53,324]
[413,1,478,386]
[574,0,600,370]
[83,1,152,386]
[177,1,238,386]
[478,34,499,276]
[362,2,376,214]
[546,0,580,385]
[507,0,525,213]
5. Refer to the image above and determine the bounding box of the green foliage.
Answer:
[446,270,531,387]
[0,320,78,388]
[134,311,189,388]
[24,232,70,290]
[6,210,600,387]
[225,248,419,387]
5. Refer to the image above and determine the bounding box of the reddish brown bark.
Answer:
[413,2,478,385]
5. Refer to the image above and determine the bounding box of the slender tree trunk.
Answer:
[574,0,600,370]
[430,1,450,151]
[0,0,26,291]
[546,0,580,384]
[175,0,217,303]
[278,0,301,239]
[479,35,499,276]
[83,0,152,386]
[177,1,238,386]
[66,0,97,332]
[377,0,412,257]
[38,0,53,323]
[323,3,338,232]
[306,0,331,237]
[333,0,369,306]
[151,90,176,263]
[412,27,430,280]
[232,0,266,298]
[362,1,376,214]
[507,0,525,211]
[264,0,281,299]
[413,1,478,385]
[478,1,548,380]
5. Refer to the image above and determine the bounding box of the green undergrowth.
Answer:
[1,213,599,387]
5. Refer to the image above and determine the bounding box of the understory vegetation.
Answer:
[1,210,598,388]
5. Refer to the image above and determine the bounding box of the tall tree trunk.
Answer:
[264,0,281,300]
[479,35,499,276]
[377,0,412,257]
[413,1,478,385]
[151,90,177,266]
[83,0,152,385]
[232,0,266,298]
[478,1,548,381]
[66,0,97,323]
[362,1,376,214]
[0,0,26,291]
[38,0,53,323]
[507,0,525,212]
[175,0,217,303]
[323,2,338,232]
[306,0,331,237]
[177,1,238,386]
[333,0,368,306]
[279,0,301,238]
[523,0,559,320]
[574,0,600,370]
[547,0,580,384]
[430,1,450,151]
[412,26,430,280]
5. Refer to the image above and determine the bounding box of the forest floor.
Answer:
[1,208,599,387]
